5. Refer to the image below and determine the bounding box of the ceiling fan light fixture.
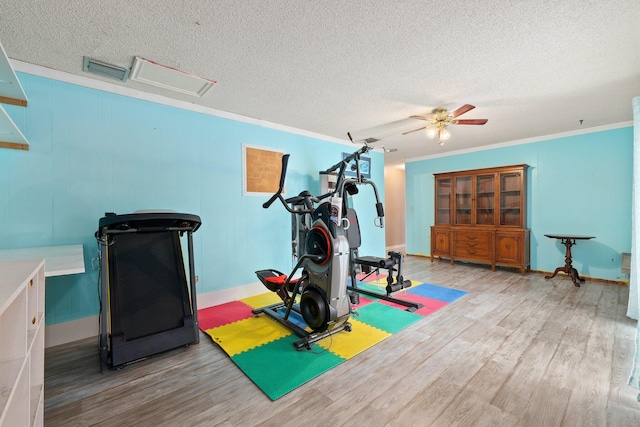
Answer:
[406,104,487,146]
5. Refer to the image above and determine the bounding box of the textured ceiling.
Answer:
[0,0,638,165]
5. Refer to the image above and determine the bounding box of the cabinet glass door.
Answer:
[475,174,494,225]
[500,172,522,226]
[455,176,472,225]
[435,178,451,224]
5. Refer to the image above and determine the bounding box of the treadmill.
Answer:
[96,211,202,368]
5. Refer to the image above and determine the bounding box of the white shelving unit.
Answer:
[0,258,45,427]
[0,39,29,151]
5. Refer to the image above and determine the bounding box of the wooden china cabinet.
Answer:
[430,164,530,274]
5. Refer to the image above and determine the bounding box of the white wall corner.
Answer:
[386,244,406,254]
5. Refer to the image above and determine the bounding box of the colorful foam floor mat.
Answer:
[198,275,467,400]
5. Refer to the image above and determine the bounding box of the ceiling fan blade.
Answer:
[455,119,488,125]
[409,115,432,122]
[450,104,475,118]
[402,126,427,135]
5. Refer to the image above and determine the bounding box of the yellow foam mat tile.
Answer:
[316,318,391,359]
[362,276,388,287]
[240,292,283,308]
[206,316,291,356]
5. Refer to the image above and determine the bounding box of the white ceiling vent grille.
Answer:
[129,57,216,97]
[83,57,130,82]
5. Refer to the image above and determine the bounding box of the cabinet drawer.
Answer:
[453,231,491,245]
[453,242,490,259]
[453,230,492,260]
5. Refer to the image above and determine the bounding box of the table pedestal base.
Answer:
[544,237,589,287]
[545,265,585,287]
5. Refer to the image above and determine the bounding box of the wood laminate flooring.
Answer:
[44,256,640,426]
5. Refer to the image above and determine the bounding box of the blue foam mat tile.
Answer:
[407,283,467,303]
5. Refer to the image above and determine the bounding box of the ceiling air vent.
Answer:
[83,57,130,82]
[129,57,216,97]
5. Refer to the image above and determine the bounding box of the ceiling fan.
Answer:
[402,104,488,145]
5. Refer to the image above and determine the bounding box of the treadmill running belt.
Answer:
[108,231,189,341]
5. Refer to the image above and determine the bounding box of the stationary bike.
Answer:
[254,154,354,350]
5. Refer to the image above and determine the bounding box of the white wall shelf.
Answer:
[0,244,85,277]
[0,106,28,150]
[0,40,28,151]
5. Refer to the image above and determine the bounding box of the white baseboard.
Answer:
[44,281,267,348]
[46,316,99,348]
[196,281,266,310]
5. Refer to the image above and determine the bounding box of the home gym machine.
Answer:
[344,208,419,311]
[325,136,423,312]
[254,154,355,350]
[96,210,201,368]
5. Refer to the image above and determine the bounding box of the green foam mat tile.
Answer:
[231,334,345,400]
[354,301,424,334]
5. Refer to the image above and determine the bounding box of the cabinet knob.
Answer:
[32,317,36,325]
[30,279,33,287]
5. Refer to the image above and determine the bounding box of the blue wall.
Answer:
[406,127,633,282]
[0,73,385,325]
